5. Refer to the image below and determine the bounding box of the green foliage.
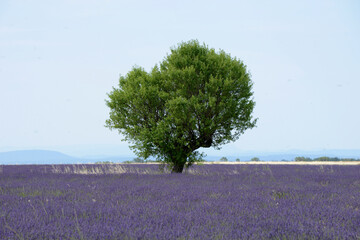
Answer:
[106,40,257,172]
[251,157,260,162]
[314,156,332,162]
[294,157,312,162]
[295,156,359,162]
[133,157,145,163]
[219,157,228,162]
[235,158,240,162]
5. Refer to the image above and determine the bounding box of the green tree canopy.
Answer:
[219,157,229,162]
[106,40,257,173]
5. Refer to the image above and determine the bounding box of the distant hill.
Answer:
[0,150,134,164]
[0,150,81,164]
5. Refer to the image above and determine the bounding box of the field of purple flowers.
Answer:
[0,164,359,239]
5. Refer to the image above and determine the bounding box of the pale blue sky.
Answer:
[0,0,359,157]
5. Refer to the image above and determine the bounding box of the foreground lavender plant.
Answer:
[0,164,359,239]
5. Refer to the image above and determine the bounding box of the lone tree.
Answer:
[106,40,257,173]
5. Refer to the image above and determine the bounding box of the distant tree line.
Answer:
[218,157,260,162]
[295,156,360,162]
[98,156,359,164]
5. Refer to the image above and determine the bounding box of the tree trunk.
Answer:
[171,162,185,173]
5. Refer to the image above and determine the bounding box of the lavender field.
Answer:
[0,164,360,239]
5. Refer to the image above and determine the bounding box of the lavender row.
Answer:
[1,164,359,239]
